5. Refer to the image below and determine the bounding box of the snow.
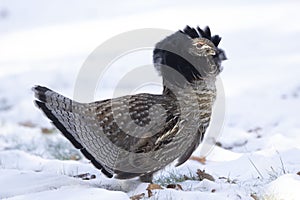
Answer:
[1,0,300,199]
[264,174,300,200]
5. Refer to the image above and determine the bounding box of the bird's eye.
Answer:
[196,43,203,49]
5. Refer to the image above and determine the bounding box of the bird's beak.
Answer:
[209,49,216,56]
[205,47,216,56]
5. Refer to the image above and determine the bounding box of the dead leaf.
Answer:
[147,183,163,190]
[196,169,215,181]
[69,155,81,161]
[250,193,259,200]
[146,183,163,197]
[166,184,183,190]
[130,193,145,200]
[41,127,55,134]
[19,121,36,128]
[189,156,206,164]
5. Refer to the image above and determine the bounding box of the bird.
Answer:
[33,25,227,183]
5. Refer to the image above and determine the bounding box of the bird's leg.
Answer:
[139,173,153,183]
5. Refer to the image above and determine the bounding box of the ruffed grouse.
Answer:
[33,25,226,182]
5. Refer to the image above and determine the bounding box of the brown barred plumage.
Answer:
[33,25,226,182]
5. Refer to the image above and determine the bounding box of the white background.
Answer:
[0,0,300,199]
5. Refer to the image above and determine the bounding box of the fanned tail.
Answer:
[32,85,113,178]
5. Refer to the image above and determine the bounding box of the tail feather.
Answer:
[33,86,82,148]
[33,85,113,178]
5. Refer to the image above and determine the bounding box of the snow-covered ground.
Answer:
[1,0,300,199]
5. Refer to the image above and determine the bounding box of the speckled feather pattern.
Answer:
[33,25,225,182]
[33,78,216,179]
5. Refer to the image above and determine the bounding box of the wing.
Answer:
[86,92,180,178]
[33,86,179,178]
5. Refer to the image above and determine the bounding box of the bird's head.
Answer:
[189,38,217,57]
[153,26,227,86]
